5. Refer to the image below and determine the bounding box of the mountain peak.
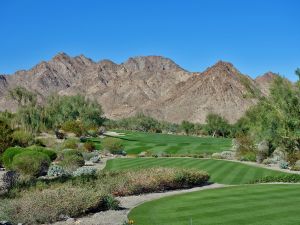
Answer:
[52,52,71,62]
[123,55,185,72]
[255,72,279,83]
[203,60,240,77]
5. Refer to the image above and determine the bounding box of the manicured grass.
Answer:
[105,158,286,184]
[91,130,232,155]
[129,184,300,225]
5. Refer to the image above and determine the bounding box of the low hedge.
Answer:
[250,174,300,183]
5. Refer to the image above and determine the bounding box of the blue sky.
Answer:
[0,0,299,81]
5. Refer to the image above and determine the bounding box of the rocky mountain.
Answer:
[0,53,277,123]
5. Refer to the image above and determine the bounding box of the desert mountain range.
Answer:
[0,53,278,123]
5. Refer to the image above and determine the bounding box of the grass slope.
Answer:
[91,131,232,155]
[105,158,286,184]
[129,184,300,225]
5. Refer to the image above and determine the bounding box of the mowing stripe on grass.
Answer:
[129,184,300,225]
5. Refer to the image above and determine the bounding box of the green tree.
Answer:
[205,113,231,137]
[240,76,300,163]
[181,120,194,135]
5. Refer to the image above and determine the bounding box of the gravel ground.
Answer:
[50,183,226,225]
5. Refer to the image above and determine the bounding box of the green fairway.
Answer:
[129,184,300,225]
[91,130,232,155]
[105,158,286,184]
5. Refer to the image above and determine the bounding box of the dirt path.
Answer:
[51,183,226,225]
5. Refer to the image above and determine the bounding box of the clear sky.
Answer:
[0,0,299,81]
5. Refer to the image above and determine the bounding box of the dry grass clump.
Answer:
[110,168,209,196]
[3,186,114,224]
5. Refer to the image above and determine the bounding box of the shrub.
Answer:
[112,168,209,196]
[0,118,13,156]
[102,137,124,154]
[26,145,57,161]
[211,153,221,159]
[58,149,85,172]
[291,165,300,171]
[90,155,101,163]
[11,130,33,147]
[62,139,78,149]
[256,140,269,163]
[240,152,256,162]
[87,130,98,137]
[174,169,209,186]
[82,152,98,161]
[2,171,19,190]
[1,146,24,170]
[83,141,96,152]
[2,187,115,224]
[250,174,300,184]
[279,160,289,169]
[47,165,66,177]
[61,120,84,137]
[73,167,96,177]
[11,151,51,177]
[220,151,235,160]
[235,134,256,160]
[262,158,276,165]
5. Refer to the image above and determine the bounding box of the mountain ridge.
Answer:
[0,53,278,123]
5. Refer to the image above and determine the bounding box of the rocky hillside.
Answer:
[0,53,277,123]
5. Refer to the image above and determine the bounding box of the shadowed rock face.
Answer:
[0,53,277,123]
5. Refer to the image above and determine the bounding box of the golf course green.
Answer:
[105,158,286,184]
[91,130,232,155]
[129,184,300,225]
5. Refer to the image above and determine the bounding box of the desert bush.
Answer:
[47,165,66,177]
[26,145,57,161]
[82,151,98,161]
[211,153,221,159]
[83,141,96,152]
[256,140,269,163]
[2,187,115,224]
[279,160,289,169]
[12,151,51,177]
[272,147,287,162]
[2,171,19,190]
[90,155,101,163]
[1,146,24,169]
[102,137,124,154]
[73,167,96,177]
[235,134,257,160]
[220,151,235,160]
[112,168,209,196]
[11,130,33,147]
[240,152,256,162]
[35,137,57,148]
[291,165,300,171]
[61,120,84,137]
[62,139,78,149]
[87,130,98,137]
[262,158,276,165]
[58,149,85,172]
